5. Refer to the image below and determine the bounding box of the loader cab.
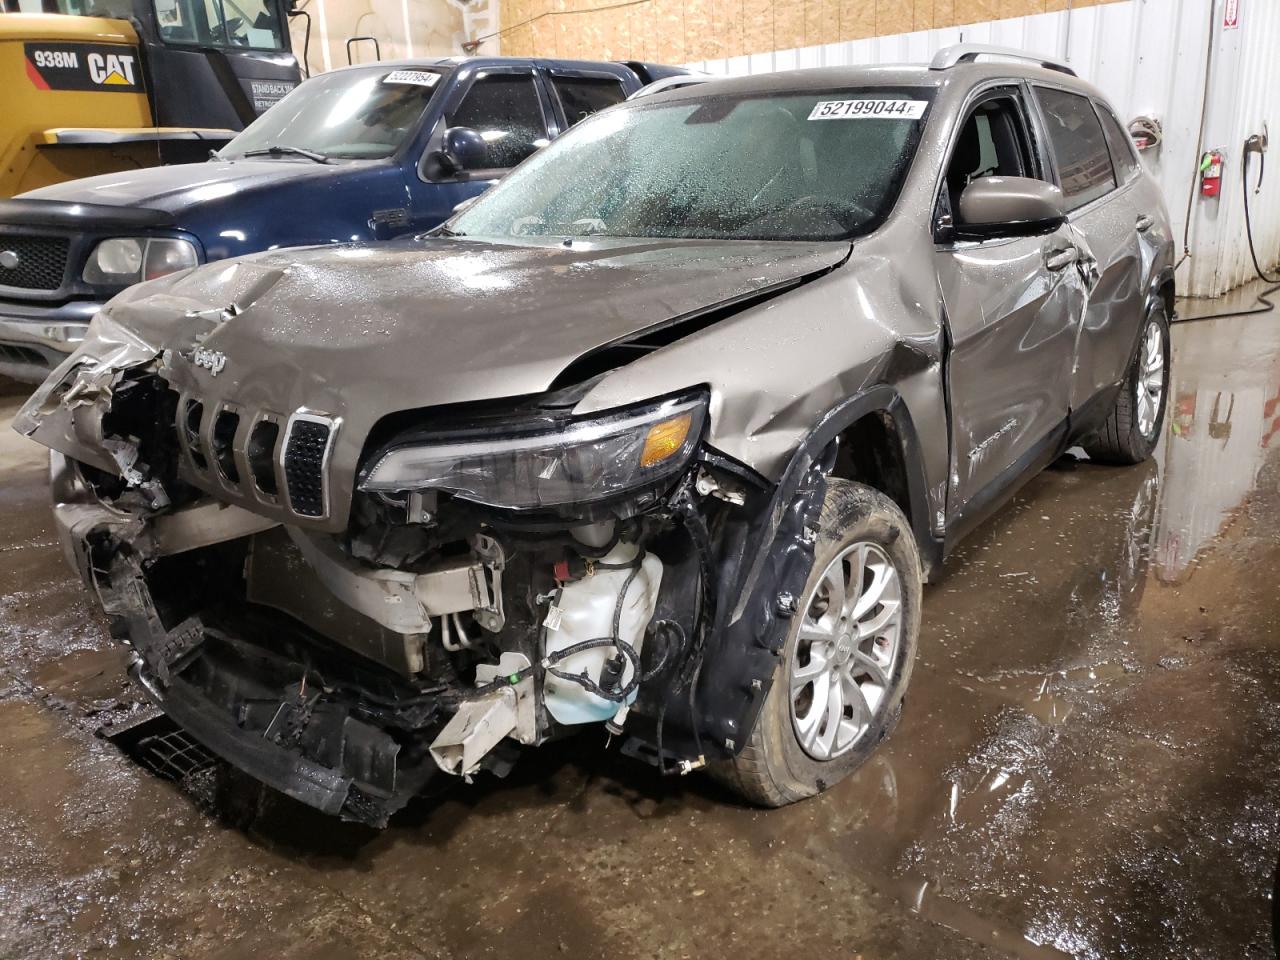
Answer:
[0,0,300,194]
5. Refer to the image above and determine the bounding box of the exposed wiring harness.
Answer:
[447,548,654,706]
[651,480,717,776]
[441,480,718,776]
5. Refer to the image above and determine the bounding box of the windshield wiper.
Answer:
[241,145,332,164]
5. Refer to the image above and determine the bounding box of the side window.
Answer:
[942,93,1036,223]
[447,74,549,171]
[1034,87,1117,210]
[552,76,627,126]
[1095,103,1141,183]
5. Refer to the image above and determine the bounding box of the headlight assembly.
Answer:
[359,391,708,510]
[83,237,199,285]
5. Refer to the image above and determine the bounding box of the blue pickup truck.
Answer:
[0,56,684,382]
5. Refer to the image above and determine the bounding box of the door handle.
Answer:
[1044,245,1078,271]
[1135,214,1154,233]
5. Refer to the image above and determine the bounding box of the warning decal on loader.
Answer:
[24,43,145,93]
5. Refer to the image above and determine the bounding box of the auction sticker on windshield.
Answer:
[383,70,439,87]
[808,99,928,120]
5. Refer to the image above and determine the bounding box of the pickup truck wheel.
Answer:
[713,479,921,807]
[1082,302,1170,465]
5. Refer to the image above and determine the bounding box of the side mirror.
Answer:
[956,177,1067,240]
[429,126,488,178]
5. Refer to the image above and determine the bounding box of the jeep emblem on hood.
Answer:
[0,250,19,270]
[191,347,227,376]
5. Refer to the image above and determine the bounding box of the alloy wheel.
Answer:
[1136,317,1165,439]
[790,542,904,761]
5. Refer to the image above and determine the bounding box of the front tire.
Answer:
[1083,301,1170,465]
[713,479,922,807]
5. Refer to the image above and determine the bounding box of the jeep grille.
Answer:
[177,397,337,521]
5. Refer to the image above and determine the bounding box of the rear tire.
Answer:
[1083,301,1170,465]
[712,479,921,807]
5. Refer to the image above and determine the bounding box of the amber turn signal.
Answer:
[640,412,693,467]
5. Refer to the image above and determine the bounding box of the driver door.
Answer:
[934,84,1088,534]
[409,65,557,232]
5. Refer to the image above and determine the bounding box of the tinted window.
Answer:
[448,74,549,170]
[1035,87,1116,210]
[452,89,932,242]
[553,76,627,126]
[1095,103,1140,182]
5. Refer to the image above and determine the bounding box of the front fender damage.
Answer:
[15,313,164,479]
[13,259,861,827]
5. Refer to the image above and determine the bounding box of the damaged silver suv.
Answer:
[15,45,1173,825]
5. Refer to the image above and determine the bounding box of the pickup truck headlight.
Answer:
[360,391,708,509]
[82,238,199,285]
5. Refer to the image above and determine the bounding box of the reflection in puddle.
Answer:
[1153,312,1280,582]
[788,308,1280,958]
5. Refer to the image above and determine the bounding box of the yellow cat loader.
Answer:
[1,0,302,197]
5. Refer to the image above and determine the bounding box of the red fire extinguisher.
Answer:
[1200,149,1224,198]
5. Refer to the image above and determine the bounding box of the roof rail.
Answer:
[929,43,1077,77]
[627,74,713,100]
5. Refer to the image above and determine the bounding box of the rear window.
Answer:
[1035,87,1117,210]
[1095,103,1141,183]
[552,76,627,126]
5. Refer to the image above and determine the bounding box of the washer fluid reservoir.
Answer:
[542,540,663,725]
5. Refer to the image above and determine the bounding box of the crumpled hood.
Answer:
[17,234,850,530]
[91,235,850,411]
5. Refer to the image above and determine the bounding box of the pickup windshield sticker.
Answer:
[383,70,440,87]
[24,42,144,93]
[808,99,928,120]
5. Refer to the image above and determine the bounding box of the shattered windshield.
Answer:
[450,88,933,242]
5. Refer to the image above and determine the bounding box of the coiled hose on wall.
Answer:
[1174,138,1280,325]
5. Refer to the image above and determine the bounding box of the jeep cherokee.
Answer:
[14,44,1174,825]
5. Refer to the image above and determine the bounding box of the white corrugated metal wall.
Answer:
[687,0,1280,299]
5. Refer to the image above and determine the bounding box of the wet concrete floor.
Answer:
[2,304,1279,959]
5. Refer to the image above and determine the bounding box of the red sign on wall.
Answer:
[1224,0,1241,30]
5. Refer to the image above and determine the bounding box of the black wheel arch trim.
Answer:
[768,384,941,586]
[654,386,941,763]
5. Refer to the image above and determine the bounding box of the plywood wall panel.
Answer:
[653,0,687,64]
[504,0,530,54]
[499,0,1128,61]
[876,0,913,35]
[839,0,876,39]
[683,0,713,61]
[911,0,933,31]
[741,0,774,59]
[716,0,746,59]
[596,6,627,58]
[802,0,830,48]
[775,2,806,50]
[529,6,558,55]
